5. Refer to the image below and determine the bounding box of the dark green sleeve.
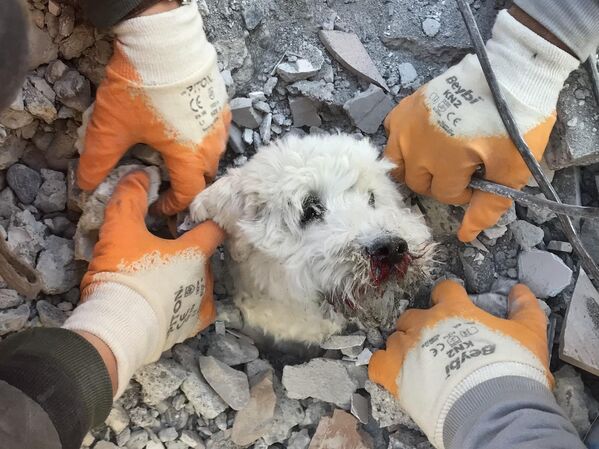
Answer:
[0,0,28,111]
[80,0,161,28]
[0,328,113,449]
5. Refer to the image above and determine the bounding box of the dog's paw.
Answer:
[189,192,211,223]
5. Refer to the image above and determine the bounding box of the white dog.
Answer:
[190,134,434,346]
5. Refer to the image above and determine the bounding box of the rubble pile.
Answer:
[1,0,598,448]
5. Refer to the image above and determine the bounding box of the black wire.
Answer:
[455,0,599,285]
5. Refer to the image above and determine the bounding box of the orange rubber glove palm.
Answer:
[64,171,224,397]
[77,1,230,216]
[369,280,551,448]
[384,11,578,242]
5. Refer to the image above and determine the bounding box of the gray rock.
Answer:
[105,405,130,434]
[282,358,359,408]
[509,220,544,250]
[397,63,418,87]
[7,163,42,204]
[287,80,334,104]
[0,90,35,130]
[166,442,189,449]
[470,293,508,318]
[54,70,92,112]
[554,365,591,436]
[36,299,67,327]
[159,428,179,442]
[518,249,573,298]
[205,333,259,366]
[277,44,324,82]
[547,241,573,253]
[23,81,57,124]
[459,246,495,293]
[199,356,250,410]
[259,113,272,144]
[227,124,245,155]
[179,430,203,448]
[422,18,441,37]
[36,235,79,295]
[364,380,417,429]
[287,429,310,449]
[146,442,165,449]
[321,335,366,350]
[34,169,67,213]
[0,304,29,336]
[344,84,395,134]
[134,359,188,406]
[95,442,119,449]
[28,21,58,69]
[289,97,321,127]
[29,76,55,103]
[242,0,264,30]
[46,60,69,84]
[7,209,47,264]
[526,201,557,225]
[126,430,149,449]
[581,218,599,264]
[387,427,430,449]
[230,98,262,129]
[0,289,23,309]
[59,24,95,59]
[261,380,305,445]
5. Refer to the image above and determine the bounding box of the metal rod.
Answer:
[586,53,599,107]
[470,178,599,219]
[455,0,599,285]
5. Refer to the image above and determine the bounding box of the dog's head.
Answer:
[190,134,434,327]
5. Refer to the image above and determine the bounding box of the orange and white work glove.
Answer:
[384,10,579,242]
[369,280,551,449]
[64,171,224,397]
[77,0,231,216]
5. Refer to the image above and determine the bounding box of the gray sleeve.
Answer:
[514,0,599,61]
[444,376,586,449]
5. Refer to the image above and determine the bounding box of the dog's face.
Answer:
[191,134,434,330]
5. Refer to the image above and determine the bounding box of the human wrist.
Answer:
[75,331,118,396]
[136,0,181,17]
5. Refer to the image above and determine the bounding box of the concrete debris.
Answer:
[526,199,557,225]
[290,97,321,127]
[470,293,508,319]
[351,392,370,424]
[199,356,250,411]
[397,63,418,88]
[261,379,305,445]
[547,241,573,253]
[231,370,276,446]
[581,218,599,264]
[28,20,58,69]
[560,270,599,376]
[422,18,441,37]
[134,359,189,406]
[241,0,265,30]
[364,381,416,429]
[387,427,432,449]
[459,246,496,294]
[287,80,334,104]
[509,220,544,250]
[308,409,373,449]
[179,430,204,448]
[482,225,507,241]
[259,113,272,144]
[36,235,79,294]
[36,299,67,327]
[344,84,395,134]
[34,169,67,213]
[288,429,311,449]
[6,163,42,204]
[230,97,262,129]
[0,290,23,310]
[518,250,573,299]
[205,333,259,366]
[321,334,366,350]
[276,44,324,83]
[356,348,373,366]
[23,80,57,123]
[54,70,92,112]
[59,25,95,60]
[106,405,130,434]
[159,427,179,442]
[7,209,46,264]
[319,30,388,91]
[0,304,30,336]
[554,365,591,436]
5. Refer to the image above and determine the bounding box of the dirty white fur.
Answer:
[190,134,433,345]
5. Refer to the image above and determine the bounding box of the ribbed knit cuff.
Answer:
[515,0,599,61]
[486,10,579,114]
[63,283,162,398]
[443,375,554,449]
[80,0,147,29]
[0,328,113,449]
[113,0,216,85]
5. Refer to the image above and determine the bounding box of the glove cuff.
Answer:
[486,10,579,114]
[433,361,548,448]
[63,282,162,398]
[113,0,217,85]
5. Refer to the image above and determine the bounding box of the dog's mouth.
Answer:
[369,252,413,286]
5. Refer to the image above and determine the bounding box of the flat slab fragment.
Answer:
[319,30,388,91]
[308,410,372,449]
[560,270,599,376]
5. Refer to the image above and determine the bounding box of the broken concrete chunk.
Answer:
[470,293,508,319]
[319,30,388,91]
[397,63,418,88]
[0,289,23,310]
[241,0,264,30]
[422,18,441,37]
[7,209,47,264]
[364,381,417,429]
[28,20,58,69]
[199,356,250,411]
[518,249,573,298]
[282,358,359,408]
[134,359,188,406]
[288,429,311,449]
[287,80,334,105]
[344,85,395,134]
[36,299,67,327]
[34,169,67,213]
[547,241,573,253]
[205,333,259,366]
[276,44,324,83]
[560,270,599,376]
[459,246,495,294]
[308,409,373,449]
[54,70,92,113]
[0,304,30,336]
[554,365,591,436]
[350,392,370,424]
[356,348,373,366]
[290,97,321,128]
[509,220,544,250]
[36,235,79,294]
[261,379,305,445]
[6,163,42,204]
[230,97,262,129]
[321,335,366,350]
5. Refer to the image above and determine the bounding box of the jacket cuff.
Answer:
[0,328,113,449]
[514,0,599,61]
[80,0,146,29]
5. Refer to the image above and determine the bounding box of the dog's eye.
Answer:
[300,194,325,226]
[369,191,376,208]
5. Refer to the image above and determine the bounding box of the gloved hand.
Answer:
[369,280,551,449]
[64,171,224,397]
[384,10,578,242]
[77,0,230,216]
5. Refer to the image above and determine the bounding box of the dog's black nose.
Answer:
[368,237,409,264]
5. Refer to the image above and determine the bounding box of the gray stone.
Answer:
[36,299,67,327]
[364,380,417,429]
[46,60,69,84]
[199,356,250,410]
[28,21,58,69]
[554,365,591,436]
[344,84,395,134]
[287,80,334,104]
[547,241,573,253]
[470,293,508,318]
[0,304,29,336]
[581,218,599,264]
[509,220,544,250]
[166,442,188,449]
[134,359,188,406]
[350,392,370,424]
[146,443,165,449]
[205,333,259,366]
[482,225,507,240]
[23,81,57,124]
[261,380,305,445]
[179,430,203,448]
[105,405,129,434]
[387,427,430,449]
[422,18,441,37]
[290,97,321,127]
[29,76,55,103]
[282,358,359,408]
[95,442,119,449]
[230,98,262,129]
[526,200,557,225]
[242,0,264,30]
[54,70,92,112]
[159,428,179,442]
[321,335,366,350]
[126,430,149,449]
[59,24,95,60]
[0,91,35,130]
[242,128,254,145]
[227,124,245,155]
[459,246,495,294]
[276,44,324,83]
[6,163,42,204]
[36,235,79,295]
[0,290,23,309]
[319,30,388,90]
[34,169,67,213]
[287,429,310,449]
[259,113,272,144]
[518,249,573,298]
[7,209,47,264]
[264,77,278,97]
[397,63,418,87]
